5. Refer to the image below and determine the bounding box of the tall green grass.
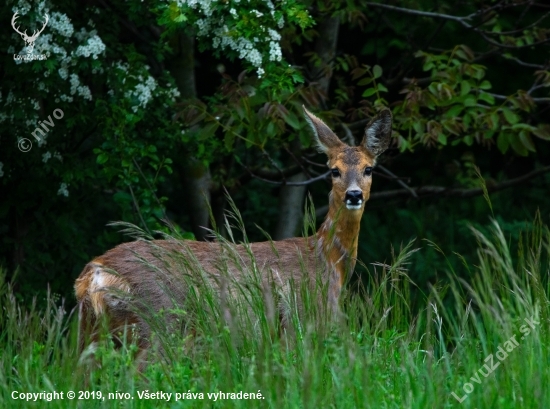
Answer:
[1,209,549,408]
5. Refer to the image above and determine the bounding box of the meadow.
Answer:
[1,201,548,409]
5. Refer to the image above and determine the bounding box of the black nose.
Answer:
[345,190,363,204]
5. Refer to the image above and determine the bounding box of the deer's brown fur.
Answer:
[75,107,392,353]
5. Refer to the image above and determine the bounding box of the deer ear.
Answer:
[362,109,392,157]
[303,106,345,153]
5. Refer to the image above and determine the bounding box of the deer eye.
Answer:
[364,167,373,176]
[331,168,341,177]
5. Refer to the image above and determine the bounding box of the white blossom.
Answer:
[58,67,68,80]
[69,74,92,100]
[49,12,74,37]
[57,183,69,197]
[268,41,282,61]
[267,28,281,41]
[174,0,288,73]
[12,1,32,15]
[74,35,106,59]
[125,75,157,112]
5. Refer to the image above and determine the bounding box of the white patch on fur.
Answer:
[345,203,362,210]
[92,266,105,287]
[90,266,130,313]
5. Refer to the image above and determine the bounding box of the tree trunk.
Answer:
[310,17,340,98]
[273,16,340,240]
[166,32,212,241]
[183,160,212,241]
[273,173,308,239]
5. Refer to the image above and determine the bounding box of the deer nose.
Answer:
[344,190,363,206]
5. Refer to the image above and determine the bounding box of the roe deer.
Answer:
[75,106,392,353]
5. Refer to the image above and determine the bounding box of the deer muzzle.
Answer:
[344,190,363,210]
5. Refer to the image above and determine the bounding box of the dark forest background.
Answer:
[0,0,548,305]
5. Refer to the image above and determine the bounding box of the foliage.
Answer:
[0,0,549,299]
[159,0,312,78]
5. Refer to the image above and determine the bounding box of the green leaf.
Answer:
[464,95,477,107]
[519,130,536,152]
[113,191,132,205]
[372,65,383,79]
[446,105,463,118]
[479,80,492,90]
[478,92,495,105]
[460,80,471,96]
[377,83,388,92]
[501,107,519,125]
[291,73,304,83]
[362,88,377,97]
[413,121,424,134]
[455,49,469,61]
[471,65,485,80]
[198,122,218,140]
[423,61,434,71]
[283,111,301,130]
[438,133,447,145]
[357,77,373,86]
[511,123,536,132]
[510,135,528,156]
[533,124,550,140]
[97,153,109,165]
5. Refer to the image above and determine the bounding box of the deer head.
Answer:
[11,12,49,54]
[303,107,392,212]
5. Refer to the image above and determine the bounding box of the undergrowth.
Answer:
[0,207,549,408]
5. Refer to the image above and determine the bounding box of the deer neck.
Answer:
[317,192,363,286]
